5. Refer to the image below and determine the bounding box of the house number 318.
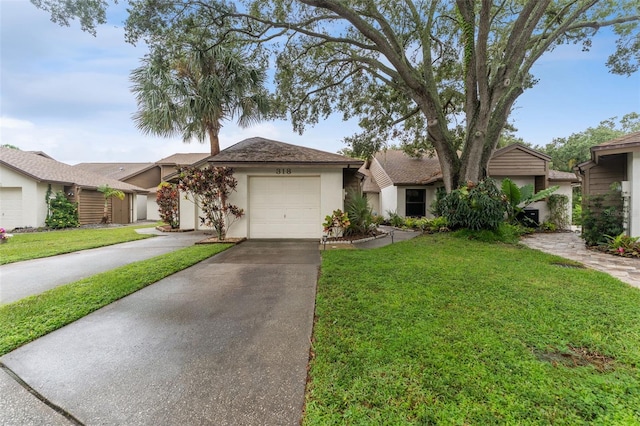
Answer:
[276,168,292,174]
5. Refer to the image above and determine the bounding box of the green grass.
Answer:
[0,243,231,356]
[305,234,640,425]
[0,225,158,265]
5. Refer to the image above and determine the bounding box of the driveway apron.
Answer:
[0,240,319,425]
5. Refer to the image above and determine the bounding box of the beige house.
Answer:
[361,144,578,225]
[0,147,146,230]
[177,138,362,239]
[575,131,640,237]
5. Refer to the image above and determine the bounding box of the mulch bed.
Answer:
[155,225,194,233]
[324,229,387,244]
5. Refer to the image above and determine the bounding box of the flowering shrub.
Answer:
[156,182,180,229]
[176,166,244,240]
[0,227,13,241]
[46,191,79,229]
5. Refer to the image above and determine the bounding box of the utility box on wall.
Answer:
[621,181,631,197]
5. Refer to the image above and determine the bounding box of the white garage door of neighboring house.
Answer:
[0,187,23,230]
[249,176,321,239]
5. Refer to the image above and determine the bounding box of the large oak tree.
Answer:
[33,0,640,190]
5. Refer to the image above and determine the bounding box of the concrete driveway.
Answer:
[0,228,210,304]
[0,240,319,425]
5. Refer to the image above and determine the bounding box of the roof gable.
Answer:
[208,137,363,166]
[0,147,146,193]
[491,143,551,162]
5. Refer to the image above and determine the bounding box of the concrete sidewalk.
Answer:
[0,228,210,305]
[1,240,319,425]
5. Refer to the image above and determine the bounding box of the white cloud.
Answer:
[0,117,35,130]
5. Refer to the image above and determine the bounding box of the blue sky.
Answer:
[1,1,638,165]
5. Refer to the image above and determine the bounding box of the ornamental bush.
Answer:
[440,179,506,231]
[581,187,623,246]
[176,166,244,240]
[46,191,79,229]
[156,182,179,229]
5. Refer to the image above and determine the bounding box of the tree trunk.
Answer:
[208,127,220,156]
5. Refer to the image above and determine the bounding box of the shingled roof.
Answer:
[592,131,640,151]
[548,169,580,182]
[0,147,146,193]
[73,162,156,181]
[156,152,212,165]
[371,150,442,185]
[208,137,363,166]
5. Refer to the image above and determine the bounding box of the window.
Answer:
[405,189,426,217]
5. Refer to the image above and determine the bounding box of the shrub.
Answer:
[386,211,405,228]
[345,190,373,235]
[429,187,447,217]
[323,209,350,237]
[539,221,558,232]
[177,166,244,240]
[156,182,179,229]
[581,186,623,246]
[547,194,570,230]
[429,216,450,233]
[440,179,506,231]
[371,214,385,226]
[403,216,417,229]
[604,233,640,257]
[46,190,79,229]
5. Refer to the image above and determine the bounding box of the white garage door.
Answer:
[0,187,23,231]
[249,176,321,239]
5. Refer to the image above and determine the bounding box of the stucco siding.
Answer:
[147,193,161,221]
[179,167,346,239]
[366,193,380,216]
[379,185,398,218]
[0,165,57,229]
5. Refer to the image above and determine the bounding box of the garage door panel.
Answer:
[249,177,321,239]
[0,188,23,230]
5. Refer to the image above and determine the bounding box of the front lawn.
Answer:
[306,234,640,424]
[0,224,158,265]
[0,243,231,356]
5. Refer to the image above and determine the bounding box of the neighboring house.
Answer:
[176,137,363,239]
[361,143,579,224]
[74,162,158,220]
[0,147,146,230]
[75,153,210,221]
[575,131,640,237]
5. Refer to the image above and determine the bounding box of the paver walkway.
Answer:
[520,232,640,289]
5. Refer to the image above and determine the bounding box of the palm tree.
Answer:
[130,44,270,156]
[97,184,125,224]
